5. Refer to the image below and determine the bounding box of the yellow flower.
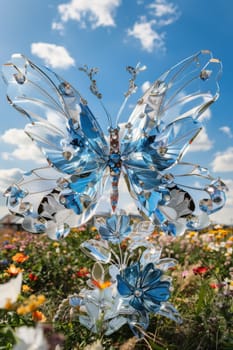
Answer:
[53,242,60,247]
[16,294,46,315]
[4,298,13,310]
[37,295,46,304]
[22,284,32,293]
[188,231,196,238]
[17,305,30,315]
[12,253,29,263]
[215,234,223,241]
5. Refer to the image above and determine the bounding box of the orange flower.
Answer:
[92,280,112,289]
[32,310,47,322]
[12,252,29,263]
[6,264,23,276]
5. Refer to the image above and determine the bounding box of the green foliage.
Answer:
[0,225,232,349]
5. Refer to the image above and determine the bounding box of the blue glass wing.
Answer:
[121,50,221,160]
[4,166,108,239]
[120,51,225,233]
[2,54,110,233]
[123,161,227,235]
[2,54,109,175]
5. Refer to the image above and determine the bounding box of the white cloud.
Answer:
[141,80,151,93]
[56,0,121,29]
[31,42,75,69]
[0,168,23,192]
[127,1,180,53]
[127,17,165,53]
[0,128,45,164]
[219,126,233,138]
[224,179,233,206]
[51,21,65,34]
[211,147,233,172]
[211,207,233,226]
[211,178,233,225]
[189,127,213,152]
[199,107,212,121]
[148,0,180,25]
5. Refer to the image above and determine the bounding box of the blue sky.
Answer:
[0,0,232,224]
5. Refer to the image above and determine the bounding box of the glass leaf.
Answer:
[140,246,162,267]
[158,302,182,324]
[80,239,111,263]
[92,262,105,282]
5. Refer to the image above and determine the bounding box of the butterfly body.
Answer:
[109,127,121,211]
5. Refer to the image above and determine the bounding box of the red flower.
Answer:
[29,273,38,281]
[209,282,225,289]
[76,267,89,278]
[193,266,208,275]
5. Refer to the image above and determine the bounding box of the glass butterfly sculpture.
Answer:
[2,50,227,240]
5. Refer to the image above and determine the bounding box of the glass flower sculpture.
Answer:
[2,50,227,239]
[65,217,181,337]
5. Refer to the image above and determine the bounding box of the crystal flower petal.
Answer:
[117,262,170,313]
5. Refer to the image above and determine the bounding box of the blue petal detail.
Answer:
[117,275,133,297]
[117,262,171,314]
[96,215,132,243]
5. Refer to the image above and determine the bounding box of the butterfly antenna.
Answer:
[79,64,112,127]
[116,62,146,126]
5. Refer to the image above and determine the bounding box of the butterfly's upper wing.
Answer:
[3,54,109,233]
[121,50,221,161]
[121,50,226,234]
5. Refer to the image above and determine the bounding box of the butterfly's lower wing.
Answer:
[121,51,226,233]
[123,161,227,235]
[4,166,108,239]
[2,54,109,230]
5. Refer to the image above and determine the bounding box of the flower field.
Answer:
[0,223,233,349]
